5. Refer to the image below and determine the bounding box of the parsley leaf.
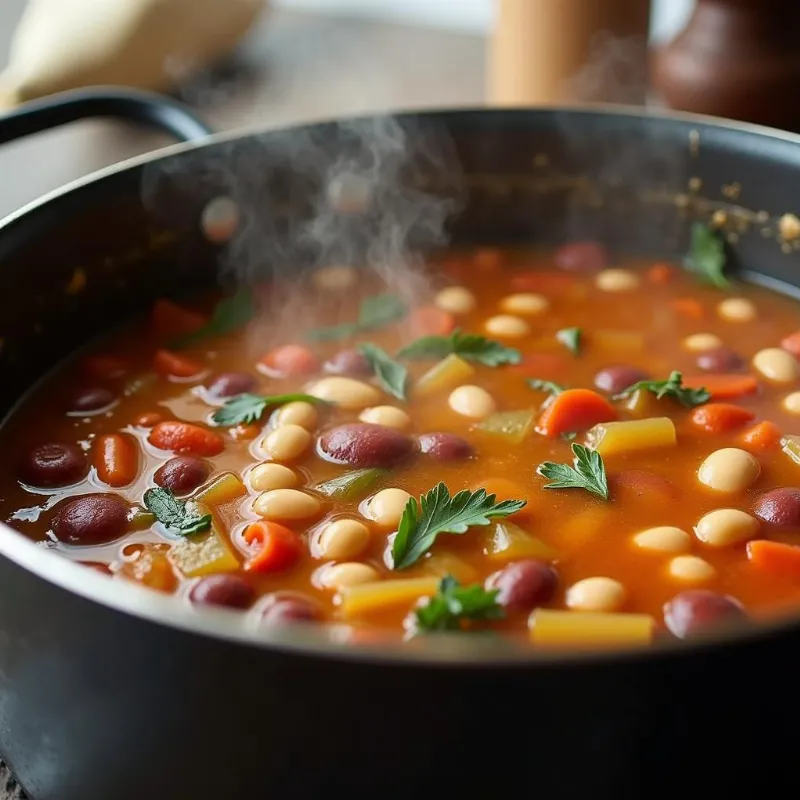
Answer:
[307,293,407,342]
[358,343,408,400]
[527,378,566,396]
[414,575,504,632]
[556,327,582,355]
[685,222,729,289]
[143,487,211,535]
[613,370,710,408]
[212,392,325,426]
[536,443,609,500]
[396,328,521,367]
[392,482,526,570]
[171,288,255,349]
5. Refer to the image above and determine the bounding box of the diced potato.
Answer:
[168,507,239,577]
[590,330,645,354]
[529,609,655,648]
[339,577,439,619]
[414,354,475,397]
[476,409,535,444]
[483,520,558,562]
[781,434,800,466]
[413,552,479,583]
[196,472,247,507]
[622,389,666,418]
[587,417,676,456]
[119,543,177,592]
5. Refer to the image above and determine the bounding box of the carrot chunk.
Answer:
[94,433,139,487]
[747,540,800,579]
[536,388,618,438]
[149,421,224,456]
[741,420,782,451]
[243,521,302,573]
[671,297,705,320]
[260,344,320,377]
[781,331,800,358]
[647,263,674,284]
[682,374,758,400]
[153,349,204,379]
[408,306,456,337]
[151,298,207,339]
[690,403,756,434]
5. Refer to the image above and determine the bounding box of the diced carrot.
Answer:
[689,403,756,434]
[136,412,163,428]
[82,355,127,381]
[536,388,618,438]
[151,298,207,339]
[408,306,456,337]
[473,478,532,520]
[94,433,139,487]
[153,349,204,379]
[509,272,574,295]
[682,373,758,400]
[509,352,568,379]
[260,344,320,377]
[647,263,674,284]
[473,248,503,270]
[148,421,225,456]
[741,420,782,451]
[243,521,302,573]
[780,330,800,358]
[747,540,800,579]
[671,297,705,320]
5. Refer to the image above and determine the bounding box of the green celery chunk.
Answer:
[476,409,535,444]
[314,468,388,500]
[781,435,800,466]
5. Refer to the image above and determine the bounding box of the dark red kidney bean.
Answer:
[51,495,129,545]
[555,241,608,272]
[753,488,800,528]
[154,456,210,496]
[18,442,88,488]
[696,347,745,373]
[318,423,414,467]
[418,432,474,461]
[594,365,649,395]
[206,372,257,398]
[260,597,321,626]
[486,560,558,613]
[68,386,116,413]
[663,590,747,639]
[324,349,371,375]
[190,574,255,609]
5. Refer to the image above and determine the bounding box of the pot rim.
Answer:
[2,101,800,667]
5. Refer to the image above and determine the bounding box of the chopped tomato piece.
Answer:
[243,521,303,573]
[148,421,225,456]
[740,420,782,451]
[682,374,758,400]
[260,344,320,377]
[780,330,800,358]
[747,540,800,579]
[153,349,204,379]
[408,306,456,337]
[151,298,207,339]
[647,263,674,284]
[671,297,705,320]
[690,403,756,434]
[536,388,618,438]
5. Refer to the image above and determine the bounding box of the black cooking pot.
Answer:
[0,88,798,800]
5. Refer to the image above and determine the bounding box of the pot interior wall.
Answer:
[2,108,800,419]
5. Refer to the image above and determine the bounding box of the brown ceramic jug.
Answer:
[652,0,800,131]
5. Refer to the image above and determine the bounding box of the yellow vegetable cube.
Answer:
[622,389,666,418]
[529,609,655,648]
[483,521,558,562]
[196,472,247,507]
[587,417,676,456]
[168,506,239,578]
[414,355,475,397]
[339,577,439,618]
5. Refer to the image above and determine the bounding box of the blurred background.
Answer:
[0,0,780,217]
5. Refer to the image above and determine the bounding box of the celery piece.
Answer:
[168,506,239,578]
[128,507,156,531]
[195,472,247,507]
[477,409,535,444]
[414,354,475,397]
[314,468,388,500]
[781,435,800,466]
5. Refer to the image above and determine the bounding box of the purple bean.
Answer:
[663,590,747,639]
[594,365,649,395]
[18,442,88,488]
[154,456,210,496]
[753,488,800,529]
[51,495,129,545]
[190,575,255,609]
[555,241,608,272]
[319,423,415,467]
[206,372,257,398]
[418,432,474,461]
[324,349,372,376]
[696,347,745,373]
[486,560,558,613]
[68,387,116,413]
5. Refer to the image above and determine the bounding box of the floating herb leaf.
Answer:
[358,343,408,400]
[414,575,505,632]
[613,370,710,409]
[171,288,255,349]
[314,468,388,500]
[537,443,609,500]
[555,327,582,355]
[397,329,521,367]
[212,392,325,427]
[307,293,407,342]
[392,482,526,570]
[685,222,729,289]
[527,378,566,396]
[143,487,212,535]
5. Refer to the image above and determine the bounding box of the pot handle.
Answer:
[0,87,213,145]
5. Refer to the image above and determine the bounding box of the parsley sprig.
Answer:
[307,294,407,342]
[536,443,609,500]
[397,329,521,367]
[212,392,325,426]
[358,343,408,400]
[171,288,255,349]
[685,222,729,289]
[556,327,582,355]
[143,487,211,535]
[613,370,710,408]
[392,482,526,570]
[527,378,566,396]
[413,575,504,632]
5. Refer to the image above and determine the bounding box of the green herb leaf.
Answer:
[358,343,408,400]
[143,487,212,535]
[392,482,526,570]
[171,288,255,349]
[314,468,388,500]
[212,392,325,427]
[536,443,609,500]
[397,328,521,367]
[613,370,710,408]
[685,222,729,289]
[527,378,566,396]
[556,327,582,355]
[307,293,407,342]
[414,574,504,632]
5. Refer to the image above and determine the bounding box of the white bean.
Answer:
[697,448,761,493]
[274,401,319,430]
[263,424,312,462]
[668,555,716,583]
[365,488,412,528]
[565,577,626,612]
[435,286,476,314]
[784,392,800,414]
[694,508,760,547]
[752,347,799,384]
[500,293,549,315]
[253,488,322,521]
[448,385,497,419]
[358,405,411,430]
[683,333,722,353]
[595,269,640,292]
[484,314,530,338]
[308,377,381,409]
[320,562,380,589]
[718,297,757,322]
[249,463,298,492]
[632,526,692,554]
[317,518,371,560]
